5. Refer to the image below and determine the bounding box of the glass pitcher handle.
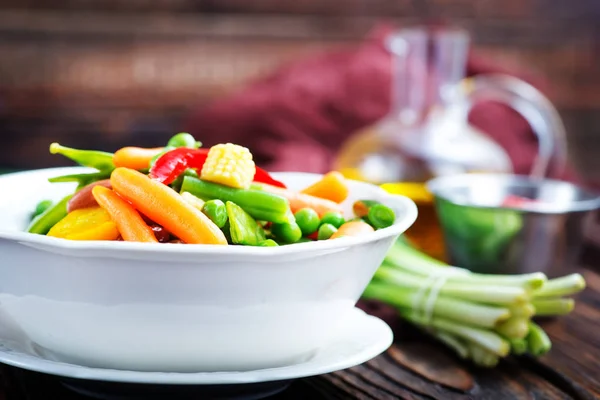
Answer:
[455,73,568,178]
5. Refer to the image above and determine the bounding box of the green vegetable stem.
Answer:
[362,237,585,367]
[202,199,228,228]
[181,177,293,224]
[526,322,552,356]
[27,194,73,235]
[49,143,115,172]
[225,201,266,246]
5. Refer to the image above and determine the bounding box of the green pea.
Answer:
[32,200,53,220]
[202,199,228,228]
[294,208,320,235]
[366,204,396,229]
[258,239,279,247]
[167,132,199,149]
[271,222,302,244]
[317,223,338,240]
[297,237,313,243]
[320,211,345,229]
[353,200,380,218]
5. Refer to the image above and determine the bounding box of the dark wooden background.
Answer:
[0,1,599,183]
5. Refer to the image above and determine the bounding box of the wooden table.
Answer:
[1,248,598,400]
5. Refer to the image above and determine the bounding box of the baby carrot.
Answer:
[256,183,343,217]
[110,168,228,245]
[300,171,349,203]
[113,147,164,170]
[330,220,374,239]
[92,185,158,243]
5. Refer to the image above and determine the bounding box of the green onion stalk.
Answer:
[362,237,586,367]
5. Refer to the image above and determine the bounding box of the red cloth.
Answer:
[184,24,576,181]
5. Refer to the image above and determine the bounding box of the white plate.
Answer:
[0,308,392,385]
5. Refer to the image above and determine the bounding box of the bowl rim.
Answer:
[427,173,600,214]
[0,168,418,258]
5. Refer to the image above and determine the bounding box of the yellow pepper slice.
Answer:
[47,206,120,241]
[380,182,434,204]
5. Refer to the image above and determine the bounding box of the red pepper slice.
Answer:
[253,168,287,189]
[306,231,319,241]
[149,148,209,185]
[149,147,287,188]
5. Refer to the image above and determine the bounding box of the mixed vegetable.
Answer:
[28,133,396,245]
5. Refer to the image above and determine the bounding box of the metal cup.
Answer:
[427,174,600,277]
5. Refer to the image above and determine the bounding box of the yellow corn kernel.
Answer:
[200,143,256,189]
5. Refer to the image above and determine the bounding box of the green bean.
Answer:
[294,208,320,235]
[320,211,345,228]
[226,201,266,246]
[181,177,292,224]
[49,143,114,171]
[49,170,112,188]
[27,194,73,235]
[202,199,228,228]
[317,223,338,240]
[271,222,302,244]
[170,169,199,192]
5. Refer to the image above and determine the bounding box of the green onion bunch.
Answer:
[362,238,586,367]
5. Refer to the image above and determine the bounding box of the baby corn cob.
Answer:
[200,143,256,189]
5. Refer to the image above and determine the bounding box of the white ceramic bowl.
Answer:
[0,168,417,373]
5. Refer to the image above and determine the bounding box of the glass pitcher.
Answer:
[334,26,567,260]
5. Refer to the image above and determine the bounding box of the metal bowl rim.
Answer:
[426,173,600,214]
